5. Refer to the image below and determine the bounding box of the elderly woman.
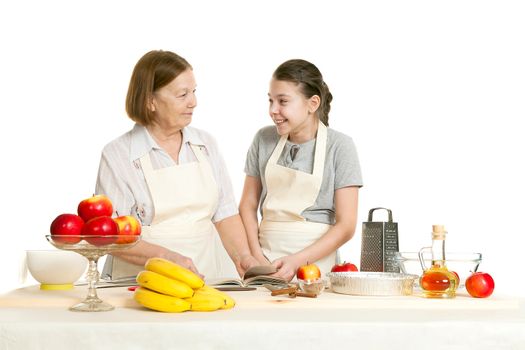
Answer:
[97,50,258,280]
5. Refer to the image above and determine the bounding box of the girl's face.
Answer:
[151,69,197,130]
[268,79,318,136]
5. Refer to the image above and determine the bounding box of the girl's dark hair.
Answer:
[126,50,192,126]
[273,59,332,126]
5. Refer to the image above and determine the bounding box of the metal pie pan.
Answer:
[327,272,418,296]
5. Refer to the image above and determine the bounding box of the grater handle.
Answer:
[367,207,393,222]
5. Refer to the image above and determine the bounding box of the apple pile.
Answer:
[50,195,141,246]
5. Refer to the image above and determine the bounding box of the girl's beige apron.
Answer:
[107,144,236,280]
[259,122,336,275]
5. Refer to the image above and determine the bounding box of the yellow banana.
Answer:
[195,285,235,309]
[134,287,191,313]
[145,257,204,289]
[221,294,235,310]
[136,270,194,299]
[185,293,225,312]
[196,285,223,294]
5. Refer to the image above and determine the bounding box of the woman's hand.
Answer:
[164,250,203,279]
[271,255,302,282]
[111,240,204,278]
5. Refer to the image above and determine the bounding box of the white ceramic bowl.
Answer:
[26,250,88,290]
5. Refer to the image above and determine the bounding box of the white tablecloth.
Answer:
[1,285,524,350]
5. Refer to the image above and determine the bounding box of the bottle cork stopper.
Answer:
[432,225,447,239]
[432,225,446,233]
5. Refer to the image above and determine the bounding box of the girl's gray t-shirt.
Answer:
[244,125,363,225]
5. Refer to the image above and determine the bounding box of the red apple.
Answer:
[114,215,141,244]
[50,214,84,244]
[296,262,321,282]
[465,272,495,298]
[331,261,358,273]
[77,195,113,222]
[82,216,119,246]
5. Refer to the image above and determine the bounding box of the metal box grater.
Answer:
[360,207,399,273]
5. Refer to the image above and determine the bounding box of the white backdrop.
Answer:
[1,0,523,294]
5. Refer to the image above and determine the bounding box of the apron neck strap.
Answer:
[312,121,327,178]
[190,144,207,163]
[139,145,208,175]
[268,135,288,166]
[267,121,328,178]
[139,152,154,176]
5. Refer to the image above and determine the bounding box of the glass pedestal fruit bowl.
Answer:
[45,235,140,312]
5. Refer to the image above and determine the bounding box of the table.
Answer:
[1,285,524,350]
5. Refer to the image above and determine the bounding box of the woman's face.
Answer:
[268,79,316,136]
[151,69,197,129]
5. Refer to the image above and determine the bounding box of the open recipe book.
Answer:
[206,265,288,288]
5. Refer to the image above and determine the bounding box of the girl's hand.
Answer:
[249,245,271,265]
[271,255,302,282]
[253,252,271,266]
[236,254,262,277]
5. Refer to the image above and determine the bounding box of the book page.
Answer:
[242,265,278,280]
[207,265,285,287]
[206,277,245,287]
[243,275,288,287]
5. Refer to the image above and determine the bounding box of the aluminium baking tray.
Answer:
[327,272,418,296]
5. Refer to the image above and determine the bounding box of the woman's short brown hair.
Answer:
[125,50,192,126]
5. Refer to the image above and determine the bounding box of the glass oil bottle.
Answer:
[418,225,458,298]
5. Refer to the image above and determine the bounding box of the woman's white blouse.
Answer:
[95,124,238,225]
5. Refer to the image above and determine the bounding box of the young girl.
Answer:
[239,59,363,281]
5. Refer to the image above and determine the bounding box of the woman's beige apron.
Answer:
[108,144,236,280]
[259,122,336,275]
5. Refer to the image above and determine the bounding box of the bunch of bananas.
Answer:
[133,257,235,313]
